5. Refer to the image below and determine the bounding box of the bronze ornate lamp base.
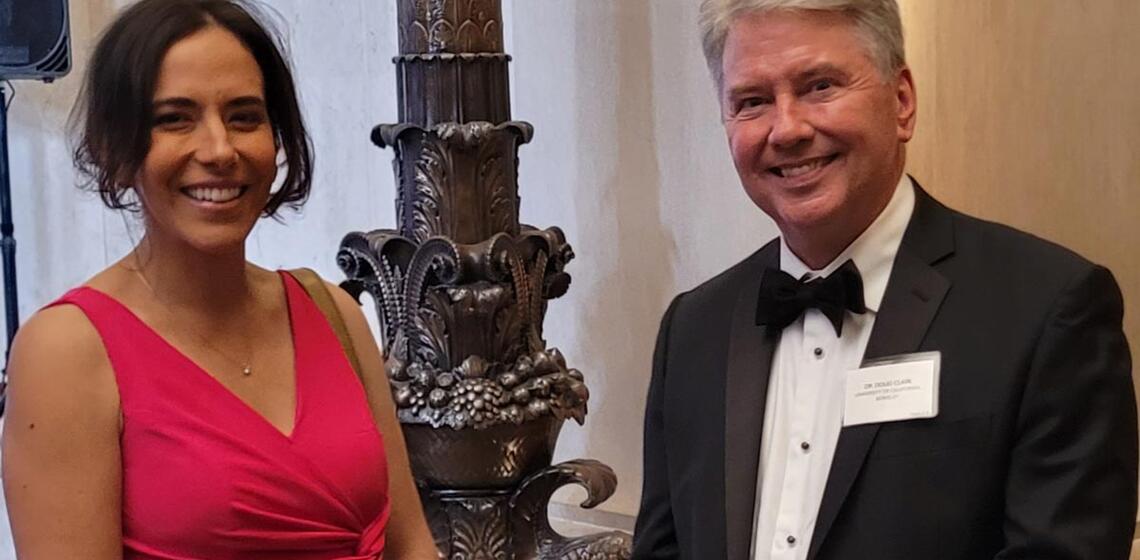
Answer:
[338,2,632,558]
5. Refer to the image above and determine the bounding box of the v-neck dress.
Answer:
[50,272,390,559]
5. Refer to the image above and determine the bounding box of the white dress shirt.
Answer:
[751,175,916,560]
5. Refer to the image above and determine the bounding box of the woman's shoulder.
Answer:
[273,267,363,319]
[6,298,120,433]
[9,264,128,397]
[318,276,373,336]
[281,267,373,346]
[12,299,113,386]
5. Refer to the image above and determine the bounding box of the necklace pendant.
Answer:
[242,365,252,377]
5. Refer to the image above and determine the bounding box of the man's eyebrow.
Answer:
[797,63,849,81]
[723,63,851,97]
[725,80,770,99]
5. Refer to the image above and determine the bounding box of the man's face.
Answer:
[720,10,916,252]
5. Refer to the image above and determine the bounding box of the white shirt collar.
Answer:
[779,174,916,313]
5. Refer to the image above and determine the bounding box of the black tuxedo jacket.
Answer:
[632,186,1137,560]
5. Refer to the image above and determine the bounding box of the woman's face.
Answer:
[136,25,277,254]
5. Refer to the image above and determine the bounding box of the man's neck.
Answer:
[782,175,903,270]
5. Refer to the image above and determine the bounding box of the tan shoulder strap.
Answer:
[284,268,364,379]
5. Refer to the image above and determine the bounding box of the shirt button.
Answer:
[813,347,824,358]
[800,441,811,451]
[787,535,797,545]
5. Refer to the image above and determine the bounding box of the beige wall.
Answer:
[898,0,1140,388]
[898,1,1140,542]
[901,0,1140,546]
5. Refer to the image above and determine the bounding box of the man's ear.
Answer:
[895,66,917,142]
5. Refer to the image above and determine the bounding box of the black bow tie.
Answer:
[755,259,867,336]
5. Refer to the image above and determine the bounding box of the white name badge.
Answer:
[843,351,941,427]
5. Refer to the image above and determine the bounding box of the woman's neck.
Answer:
[130,233,256,317]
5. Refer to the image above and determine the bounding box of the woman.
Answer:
[1,1,439,558]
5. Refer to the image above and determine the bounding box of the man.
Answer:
[632,1,1137,559]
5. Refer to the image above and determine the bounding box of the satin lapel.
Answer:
[725,241,779,560]
[807,185,954,560]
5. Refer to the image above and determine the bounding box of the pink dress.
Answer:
[50,272,390,559]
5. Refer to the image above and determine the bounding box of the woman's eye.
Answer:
[232,112,262,123]
[152,113,188,127]
[230,111,267,127]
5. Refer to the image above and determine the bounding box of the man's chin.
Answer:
[769,196,843,231]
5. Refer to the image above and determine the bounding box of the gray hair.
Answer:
[699,0,906,91]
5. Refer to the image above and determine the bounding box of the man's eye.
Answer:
[811,80,833,92]
[738,97,769,111]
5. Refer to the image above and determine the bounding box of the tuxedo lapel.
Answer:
[807,185,955,560]
[724,240,780,560]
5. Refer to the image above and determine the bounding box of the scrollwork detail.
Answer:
[509,460,632,560]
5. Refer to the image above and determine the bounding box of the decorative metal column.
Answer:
[337,2,632,559]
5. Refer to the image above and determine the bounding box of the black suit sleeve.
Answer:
[632,295,684,560]
[998,265,1137,559]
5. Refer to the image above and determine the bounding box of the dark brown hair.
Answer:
[72,0,313,217]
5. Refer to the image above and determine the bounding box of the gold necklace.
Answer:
[129,264,256,377]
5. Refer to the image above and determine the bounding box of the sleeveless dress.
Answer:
[49,272,390,559]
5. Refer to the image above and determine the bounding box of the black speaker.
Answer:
[0,0,71,82]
